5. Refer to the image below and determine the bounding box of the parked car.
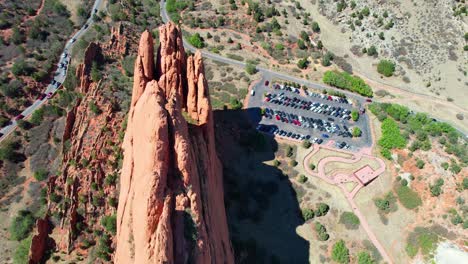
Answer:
[366,99,372,102]
[46,92,54,99]
[15,114,24,120]
[265,80,269,86]
[322,134,329,138]
[37,93,47,100]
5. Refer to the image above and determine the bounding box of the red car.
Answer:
[275,115,280,120]
[46,92,54,99]
[15,114,24,120]
[37,93,46,100]
[265,80,269,86]
[366,99,372,102]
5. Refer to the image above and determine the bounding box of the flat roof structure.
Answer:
[353,165,378,185]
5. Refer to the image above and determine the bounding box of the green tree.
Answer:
[9,210,35,241]
[245,62,257,75]
[298,174,308,183]
[416,159,425,169]
[351,110,359,121]
[312,22,320,32]
[315,203,330,217]
[33,169,48,181]
[352,127,362,137]
[367,45,377,56]
[297,58,308,69]
[229,98,243,110]
[332,240,350,264]
[297,39,307,49]
[13,236,32,264]
[12,60,33,76]
[377,60,395,77]
[101,214,117,235]
[91,62,102,82]
[188,33,205,48]
[315,222,329,241]
[302,208,314,220]
[302,140,312,149]
[322,52,334,66]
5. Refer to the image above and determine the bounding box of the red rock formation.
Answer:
[47,42,123,254]
[28,218,49,264]
[115,22,234,264]
[105,22,128,57]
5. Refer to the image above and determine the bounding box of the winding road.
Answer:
[0,0,104,143]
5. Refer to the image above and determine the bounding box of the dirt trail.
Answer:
[24,0,45,23]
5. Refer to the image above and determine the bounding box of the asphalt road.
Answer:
[0,0,103,143]
[160,0,468,139]
[249,78,373,151]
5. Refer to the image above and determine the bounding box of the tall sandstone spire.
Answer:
[115,22,234,264]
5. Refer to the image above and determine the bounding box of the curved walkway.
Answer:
[303,144,392,264]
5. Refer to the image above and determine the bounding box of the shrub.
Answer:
[309,163,316,170]
[13,236,32,264]
[229,98,243,110]
[30,108,45,126]
[357,251,375,264]
[301,208,314,221]
[377,60,395,77]
[96,233,112,260]
[286,146,294,157]
[322,71,373,97]
[10,210,35,241]
[416,159,425,169]
[33,169,48,181]
[89,101,102,115]
[302,140,312,149]
[104,173,118,186]
[401,179,408,186]
[17,120,32,130]
[120,55,136,77]
[429,178,444,197]
[378,118,407,150]
[340,212,360,229]
[396,186,422,209]
[297,39,306,49]
[273,160,280,167]
[322,52,334,66]
[298,174,308,183]
[289,160,298,167]
[331,240,350,264]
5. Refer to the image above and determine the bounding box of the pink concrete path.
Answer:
[303,144,392,264]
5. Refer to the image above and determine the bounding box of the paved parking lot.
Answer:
[248,78,372,151]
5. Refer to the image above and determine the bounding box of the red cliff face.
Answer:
[115,22,234,264]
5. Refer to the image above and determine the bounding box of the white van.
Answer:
[251,90,255,96]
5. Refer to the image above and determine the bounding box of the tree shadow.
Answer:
[214,107,309,264]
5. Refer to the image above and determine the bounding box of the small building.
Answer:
[353,165,378,185]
